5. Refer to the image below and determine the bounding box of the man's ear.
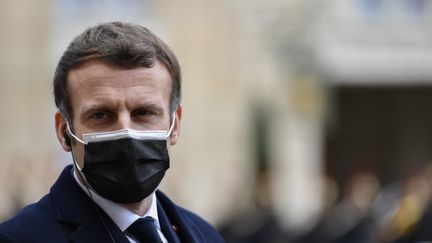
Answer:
[169,106,182,146]
[55,112,72,152]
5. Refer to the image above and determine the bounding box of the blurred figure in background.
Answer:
[219,165,290,243]
[375,165,432,243]
[218,105,290,243]
[299,170,380,243]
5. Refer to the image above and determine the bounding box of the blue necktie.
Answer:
[127,217,162,243]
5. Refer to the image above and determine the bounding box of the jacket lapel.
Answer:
[156,190,206,243]
[50,165,130,243]
[68,206,129,243]
[158,199,182,243]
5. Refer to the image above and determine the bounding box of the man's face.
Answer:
[55,60,182,168]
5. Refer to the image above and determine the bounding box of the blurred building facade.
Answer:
[1,0,432,240]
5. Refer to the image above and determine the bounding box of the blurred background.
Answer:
[1,0,432,242]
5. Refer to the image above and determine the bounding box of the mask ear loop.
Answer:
[66,123,85,171]
[66,123,86,144]
[66,122,116,243]
[166,112,176,138]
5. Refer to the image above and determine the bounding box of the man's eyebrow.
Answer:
[135,103,164,114]
[81,105,113,116]
[83,104,110,110]
[80,103,165,116]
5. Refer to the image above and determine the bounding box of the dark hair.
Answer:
[53,21,181,123]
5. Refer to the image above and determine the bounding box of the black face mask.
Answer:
[81,138,169,203]
[67,121,174,204]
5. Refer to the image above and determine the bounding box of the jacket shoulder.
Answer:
[0,194,64,242]
[0,233,19,243]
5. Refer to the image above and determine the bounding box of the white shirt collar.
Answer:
[72,169,161,232]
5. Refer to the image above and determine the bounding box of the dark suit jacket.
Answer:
[0,165,224,243]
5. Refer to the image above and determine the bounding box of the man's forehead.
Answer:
[67,60,172,89]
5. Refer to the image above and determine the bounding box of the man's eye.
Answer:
[91,111,107,120]
[134,110,151,117]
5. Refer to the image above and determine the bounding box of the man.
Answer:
[0,22,224,243]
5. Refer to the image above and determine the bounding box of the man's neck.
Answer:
[121,197,153,216]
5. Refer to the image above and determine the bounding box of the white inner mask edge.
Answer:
[67,112,176,144]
